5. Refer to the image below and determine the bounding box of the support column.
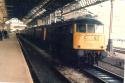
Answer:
[107,0,113,53]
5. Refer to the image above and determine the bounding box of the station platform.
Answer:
[0,33,33,83]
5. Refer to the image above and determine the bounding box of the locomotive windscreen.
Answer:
[76,24,104,33]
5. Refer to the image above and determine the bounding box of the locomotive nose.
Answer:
[73,33,105,50]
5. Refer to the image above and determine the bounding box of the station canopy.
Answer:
[5,0,75,19]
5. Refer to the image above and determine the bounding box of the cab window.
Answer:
[95,25,104,33]
[76,23,104,33]
[87,24,95,32]
[76,23,86,32]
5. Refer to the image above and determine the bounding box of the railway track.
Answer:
[54,62,124,83]
[97,61,124,77]
[81,66,123,83]
[113,47,125,54]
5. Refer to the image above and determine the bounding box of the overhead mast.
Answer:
[107,0,113,53]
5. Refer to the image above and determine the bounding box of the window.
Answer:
[95,25,104,33]
[87,24,95,33]
[76,23,86,32]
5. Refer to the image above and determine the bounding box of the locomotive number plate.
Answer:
[84,36,97,40]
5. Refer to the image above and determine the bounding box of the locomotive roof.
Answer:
[65,18,103,25]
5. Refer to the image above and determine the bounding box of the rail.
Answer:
[100,60,124,70]
[81,66,123,83]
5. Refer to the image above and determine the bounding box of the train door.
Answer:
[73,23,87,49]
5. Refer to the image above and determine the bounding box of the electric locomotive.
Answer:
[22,17,107,65]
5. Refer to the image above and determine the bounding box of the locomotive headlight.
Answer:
[77,45,80,48]
[101,46,104,48]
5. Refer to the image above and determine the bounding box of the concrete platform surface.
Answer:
[0,33,33,83]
